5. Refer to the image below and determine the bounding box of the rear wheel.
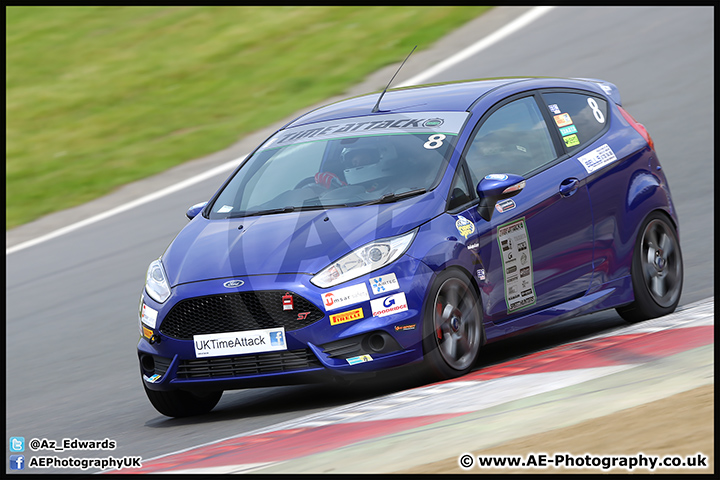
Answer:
[616,212,683,322]
[143,383,222,418]
[422,269,484,380]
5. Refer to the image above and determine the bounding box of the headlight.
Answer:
[311,229,417,288]
[145,258,171,303]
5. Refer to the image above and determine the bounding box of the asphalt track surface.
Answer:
[5,6,714,474]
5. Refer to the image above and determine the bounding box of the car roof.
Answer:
[287,77,534,128]
[285,76,621,129]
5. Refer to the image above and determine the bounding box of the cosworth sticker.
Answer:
[193,327,287,358]
[498,218,536,313]
[370,292,409,317]
[321,283,370,311]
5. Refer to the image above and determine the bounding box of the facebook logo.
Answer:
[270,331,285,347]
[10,455,24,470]
[9,436,24,452]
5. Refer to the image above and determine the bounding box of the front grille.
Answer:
[176,349,322,379]
[159,291,324,340]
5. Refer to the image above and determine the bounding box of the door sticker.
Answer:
[497,217,536,313]
[577,144,617,174]
[455,215,475,239]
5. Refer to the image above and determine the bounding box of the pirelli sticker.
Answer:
[497,217,536,313]
[330,307,364,326]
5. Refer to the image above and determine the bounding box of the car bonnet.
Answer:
[162,190,445,287]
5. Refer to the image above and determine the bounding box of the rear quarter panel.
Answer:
[584,102,678,294]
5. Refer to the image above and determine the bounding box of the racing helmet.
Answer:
[341,142,397,184]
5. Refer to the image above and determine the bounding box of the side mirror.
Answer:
[476,174,526,222]
[186,202,207,220]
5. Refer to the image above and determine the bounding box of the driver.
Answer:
[314,147,380,188]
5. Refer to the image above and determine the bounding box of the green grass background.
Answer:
[6,6,490,230]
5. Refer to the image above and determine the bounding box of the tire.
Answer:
[422,269,484,380]
[143,383,222,418]
[616,212,683,323]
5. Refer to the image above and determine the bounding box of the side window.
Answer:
[447,165,473,212]
[465,96,557,186]
[542,92,608,153]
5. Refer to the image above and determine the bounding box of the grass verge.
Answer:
[6,6,490,229]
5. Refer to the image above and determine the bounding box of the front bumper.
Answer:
[138,255,434,392]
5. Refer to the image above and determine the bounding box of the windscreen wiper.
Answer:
[230,204,337,218]
[359,188,427,206]
[230,206,296,218]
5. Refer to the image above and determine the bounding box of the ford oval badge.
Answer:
[223,279,244,288]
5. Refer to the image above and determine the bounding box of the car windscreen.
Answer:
[208,112,469,219]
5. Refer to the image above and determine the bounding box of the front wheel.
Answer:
[422,269,484,380]
[616,212,683,323]
[143,383,223,418]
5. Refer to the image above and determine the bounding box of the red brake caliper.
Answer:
[436,302,443,339]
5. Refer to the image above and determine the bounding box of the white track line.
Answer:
[5,157,245,256]
[7,6,555,256]
[397,6,555,88]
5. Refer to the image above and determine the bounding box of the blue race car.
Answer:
[138,77,683,417]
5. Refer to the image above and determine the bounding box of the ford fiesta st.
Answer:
[138,77,683,417]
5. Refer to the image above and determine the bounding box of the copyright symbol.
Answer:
[30,438,41,451]
[459,453,474,469]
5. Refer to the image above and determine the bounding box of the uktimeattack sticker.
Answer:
[321,283,370,311]
[498,218,536,313]
[369,273,400,295]
[455,215,475,239]
[260,111,470,151]
[577,144,618,174]
[194,327,287,358]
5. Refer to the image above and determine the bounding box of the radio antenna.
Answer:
[371,45,417,113]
